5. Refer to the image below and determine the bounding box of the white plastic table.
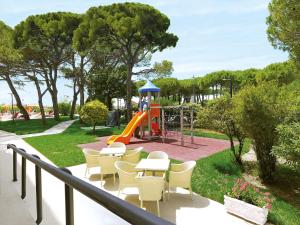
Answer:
[135,159,170,175]
[100,147,126,156]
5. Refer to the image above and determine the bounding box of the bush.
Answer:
[233,82,300,182]
[0,105,9,113]
[80,100,108,133]
[31,105,41,113]
[58,101,71,116]
[197,95,245,164]
[272,123,300,171]
[157,97,177,106]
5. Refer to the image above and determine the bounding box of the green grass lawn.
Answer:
[192,145,300,225]
[184,128,229,140]
[0,117,70,135]
[24,121,123,167]
[25,122,300,225]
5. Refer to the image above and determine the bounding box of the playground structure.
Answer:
[161,105,195,146]
[107,80,195,146]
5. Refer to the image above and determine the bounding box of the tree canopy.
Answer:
[14,12,81,120]
[267,0,300,63]
[75,2,178,120]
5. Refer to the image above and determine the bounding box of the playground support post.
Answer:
[190,108,194,144]
[180,106,184,146]
[147,91,152,138]
[138,93,143,138]
[162,108,165,143]
[158,92,161,129]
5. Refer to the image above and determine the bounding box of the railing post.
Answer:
[32,154,42,225]
[13,150,17,182]
[61,168,74,225]
[20,148,27,199]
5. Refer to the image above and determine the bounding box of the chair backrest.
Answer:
[115,161,136,173]
[108,142,126,150]
[123,147,142,163]
[182,161,196,171]
[83,148,100,166]
[147,151,168,159]
[115,161,137,183]
[137,176,164,201]
[98,156,120,174]
[171,161,196,186]
[133,146,143,152]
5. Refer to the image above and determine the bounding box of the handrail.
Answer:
[6,144,173,225]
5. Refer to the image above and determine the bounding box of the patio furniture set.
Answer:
[82,142,196,216]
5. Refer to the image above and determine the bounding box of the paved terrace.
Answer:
[80,135,232,161]
[0,141,250,225]
[0,123,248,225]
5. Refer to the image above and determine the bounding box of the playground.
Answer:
[107,81,197,146]
[80,135,233,161]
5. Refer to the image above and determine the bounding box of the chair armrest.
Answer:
[170,163,184,172]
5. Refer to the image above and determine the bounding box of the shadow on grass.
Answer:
[63,121,123,137]
[212,161,241,176]
[267,166,300,209]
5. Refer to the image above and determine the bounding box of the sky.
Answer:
[0,0,288,105]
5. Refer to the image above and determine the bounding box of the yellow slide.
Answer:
[107,111,148,145]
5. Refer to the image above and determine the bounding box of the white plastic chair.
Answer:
[147,151,168,159]
[114,161,138,196]
[168,161,196,199]
[98,155,120,187]
[122,147,143,163]
[82,148,100,177]
[136,175,165,217]
[108,142,126,150]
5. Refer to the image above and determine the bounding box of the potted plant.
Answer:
[224,178,272,225]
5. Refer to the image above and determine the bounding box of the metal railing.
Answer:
[6,144,173,225]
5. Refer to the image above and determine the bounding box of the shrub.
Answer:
[58,101,71,116]
[272,123,300,171]
[228,178,273,209]
[233,82,300,182]
[197,95,246,165]
[31,105,41,113]
[0,105,9,113]
[80,100,108,133]
[158,97,177,106]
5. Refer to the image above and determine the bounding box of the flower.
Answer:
[228,178,273,209]
[240,182,249,191]
[266,203,272,209]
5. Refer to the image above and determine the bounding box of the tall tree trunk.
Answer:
[45,68,59,121]
[5,74,30,120]
[126,64,133,122]
[49,83,59,121]
[33,78,47,125]
[253,141,276,183]
[79,56,86,108]
[79,85,85,107]
[70,91,79,120]
[52,69,59,120]
[107,96,113,111]
[70,77,79,119]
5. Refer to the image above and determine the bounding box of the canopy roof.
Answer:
[138,80,160,93]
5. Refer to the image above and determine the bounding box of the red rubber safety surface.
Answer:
[79,135,233,162]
